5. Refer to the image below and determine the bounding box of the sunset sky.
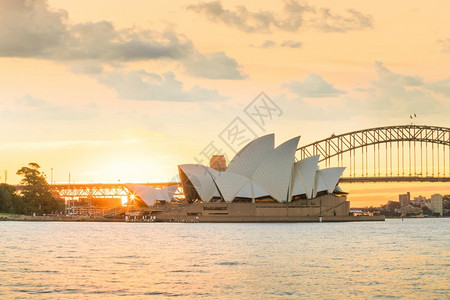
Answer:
[1,0,449,206]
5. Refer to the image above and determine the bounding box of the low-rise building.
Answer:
[412,195,427,206]
[395,205,423,216]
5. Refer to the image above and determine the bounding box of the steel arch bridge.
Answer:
[296,125,450,182]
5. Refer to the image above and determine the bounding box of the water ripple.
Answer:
[0,219,448,298]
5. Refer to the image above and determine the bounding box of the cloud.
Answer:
[0,0,69,57]
[353,62,446,116]
[250,40,276,48]
[188,0,373,33]
[282,74,346,97]
[0,1,193,61]
[315,8,373,33]
[437,38,450,53]
[251,40,302,48]
[187,1,276,33]
[280,40,302,48]
[0,0,244,80]
[1,94,98,121]
[261,40,277,48]
[97,70,227,101]
[63,24,194,61]
[279,63,449,123]
[371,61,424,87]
[425,78,450,97]
[69,61,104,75]
[183,51,246,79]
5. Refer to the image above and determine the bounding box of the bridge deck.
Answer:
[340,177,450,183]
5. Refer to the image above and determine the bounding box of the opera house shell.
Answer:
[178,134,346,204]
[126,184,178,206]
[128,134,384,222]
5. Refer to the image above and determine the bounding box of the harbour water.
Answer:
[0,219,449,298]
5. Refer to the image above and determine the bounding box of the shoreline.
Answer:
[1,214,446,223]
[0,215,125,222]
[0,214,385,223]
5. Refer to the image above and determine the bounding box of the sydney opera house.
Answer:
[149,134,385,222]
[179,134,344,203]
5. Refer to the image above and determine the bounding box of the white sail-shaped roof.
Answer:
[313,172,328,198]
[156,184,178,202]
[213,172,250,202]
[179,164,219,202]
[178,135,346,204]
[293,155,319,199]
[226,134,274,178]
[252,136,300,202]
[236,181,270,199]
[335,185,345,193]
[290,166,306,197]
[126,184,159,206]
[235,181,252,198]
[127,184,178,206]
[317,167,345,193]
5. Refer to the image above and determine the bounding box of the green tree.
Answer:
[16,163,64,215]
[0,184,30,214]
[0,184,16,213]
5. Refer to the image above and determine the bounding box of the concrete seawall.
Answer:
[156,215,385,223]
[0,215,124,222]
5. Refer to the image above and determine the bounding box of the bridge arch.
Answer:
[296,125,450,181]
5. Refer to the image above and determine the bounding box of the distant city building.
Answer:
[399,192,411,207]
[413,195,426,204]
[412,195,429,207]
[414,195,427,202]
[209,155,227,172]
[430,194,443,216]
[444,196,450,216]
[396,205,423,216]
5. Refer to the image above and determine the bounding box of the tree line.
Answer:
[0,163,64,215]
